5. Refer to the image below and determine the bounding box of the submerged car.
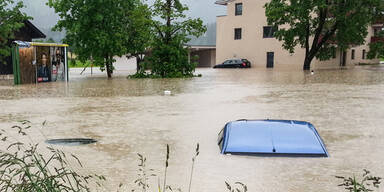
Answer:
[213,59,251,68]
[218,119,329,157]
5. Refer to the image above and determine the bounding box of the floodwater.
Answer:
[1,65,384,192]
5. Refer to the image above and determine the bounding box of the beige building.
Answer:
[215,0,381,70]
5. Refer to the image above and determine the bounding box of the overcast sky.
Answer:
[23,0,226,29]
[174,0,226,23]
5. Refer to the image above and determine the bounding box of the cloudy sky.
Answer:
[23,0,226,29]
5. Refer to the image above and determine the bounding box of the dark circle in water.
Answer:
[45,138,97,146]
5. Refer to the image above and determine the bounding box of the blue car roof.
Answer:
[219,120,329,157]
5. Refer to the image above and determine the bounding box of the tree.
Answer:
[0,0,30,64]
[48,0,137,78]
[146,0,206,78]
[368,9,384,60]
[124,0,153,74]
[265,0,383,70]
[368,31,384,60]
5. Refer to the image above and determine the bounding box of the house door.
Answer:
[340,51,347,67]
[267,52,274,68]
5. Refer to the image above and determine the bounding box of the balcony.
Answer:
[318,35,337,44]
[372,16,384,27]
[371,36,384,43]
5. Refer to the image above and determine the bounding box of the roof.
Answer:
[13,41,68,48]
[24,20,46,39]
[219,120,329,157]
[188,45,216,50]
[215,0,236,5]
[186,23,216,47]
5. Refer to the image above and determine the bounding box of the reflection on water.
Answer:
[1,65,384,191]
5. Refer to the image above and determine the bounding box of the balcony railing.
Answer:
[371,36,384,43]
[373,16,384,25]
[318,35,337,44]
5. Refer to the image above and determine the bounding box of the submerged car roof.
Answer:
[219,120,329,157]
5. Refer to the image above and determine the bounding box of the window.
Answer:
[374,28,381,36]
[362,49,366,59]
[267,52,274,68]
[234,28,242,40]
[351,49,355,60]
[263,26,277,38]
[235,59,243,64]
[332,49,336,59]
[235,3,243,16]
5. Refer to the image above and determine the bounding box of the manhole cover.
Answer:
[45,138,97,146]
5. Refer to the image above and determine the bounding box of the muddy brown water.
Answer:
[1,66,384,191]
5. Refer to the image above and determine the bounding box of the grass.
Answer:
[336,169,381,192]
[357,63,381,66]
[225,182,248,192]
[129,143,201,192]
[0,120,105,192]
[69,60,93,68]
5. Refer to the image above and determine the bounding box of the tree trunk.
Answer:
[165,0,172,45]
[106,55,112,78]
[106,65,112,78]
[303,54,314,70]
[136,57,141,73]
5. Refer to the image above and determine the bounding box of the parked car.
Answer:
[218,119,329,157]
[213,58,251,68]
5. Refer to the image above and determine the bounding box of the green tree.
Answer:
[124,0,153,74]
[368,31,384,60]
[147,0,206,78]
[265,0,383,70]
[0,0,30,64]
[48,0,138,78]
[368,10,384,60]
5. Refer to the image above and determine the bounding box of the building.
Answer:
[0,20,46,75]
[215,0,381,70]
[187,23,217,67]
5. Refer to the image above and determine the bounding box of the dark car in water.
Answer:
[213,59,251,68]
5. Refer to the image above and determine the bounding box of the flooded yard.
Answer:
[1,66,384,191]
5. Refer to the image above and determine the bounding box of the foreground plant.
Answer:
[336,169,382,192]
[131,144,201,192]
[0,121,105,192]
[225,181,248,192]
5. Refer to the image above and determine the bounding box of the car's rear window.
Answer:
[231,59,241,64]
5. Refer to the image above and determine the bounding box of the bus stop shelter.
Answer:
[12,41,69,85]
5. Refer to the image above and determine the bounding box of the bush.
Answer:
[146,38,197,78]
